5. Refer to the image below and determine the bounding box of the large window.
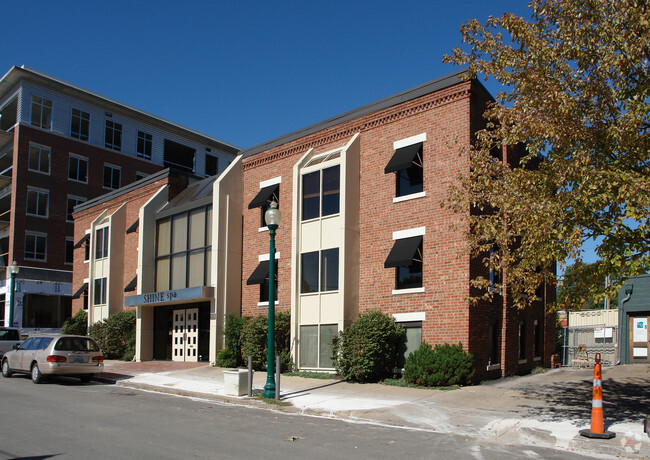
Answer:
[488,317,500,367]
[397,321,423,369]
[385,234,423,291]
[302,165,340,221]
[205,154,218,176]
[105,120,122,151]
[155,205,212,291]
[103,164,121,189]
[299,324,337,368]
[28,145,50,174]
[26,188,49,217]
[300,248,339,293]
[31,95,52,129]
[163,139,195,173]
[69,155,88,183]
[246,258,279,304]
[25,233,47,261]
[70,108,90,141]
[94,278,107,305]
[65,238,74,264]
[248,182,280,228]
[95,227,109,259]
[519,320,527,361]
[137,131,152,160]
[67,196,86,222]
[533,319,542,358]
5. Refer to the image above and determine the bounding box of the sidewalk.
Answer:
[97,361,650,458]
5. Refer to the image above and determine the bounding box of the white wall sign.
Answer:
[633,317,648,343]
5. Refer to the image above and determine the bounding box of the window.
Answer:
[137,131,152,160]
[70,109,90,141]
[519,320,527,361]
[26,189,49,217]
[248,182,280,227]
[247,258,279,303]
[385,234,423,291]
[488,317,500,367]
[300,248,339,293]
[397,322,422,369]
[135,172,147,181]
[385,137,424,198]
[155,205,212,291]
[94,277,107,305]
[31,95,52,129]
[67,196,85,221]
[69,155,88,183]
[163,139,195,173]
[105,120,122,151]
[299,324,337,368]
[103,164,121,189]
[65,238,74,264]
[533,319,542,358]
[205,154,218,176]
[302,165,340,221]
[25,233,46,260]
[28,145,50,174]
[95,227,109,259]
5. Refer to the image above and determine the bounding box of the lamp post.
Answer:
[7,261,19,328]
[262,201,281,398]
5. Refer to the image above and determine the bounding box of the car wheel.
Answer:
[79,375,92,383]
[1,359,12,378]
[31,363,43,384]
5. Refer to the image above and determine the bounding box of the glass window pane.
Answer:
[299,325,318,368]
[320,248,339,291]
[156,257,170,291]
[319,324,338,368]
[189,208,205,249]
[205,206,212,246]
[172,214,187,252]
[398,324,422,368]
[156,219,170,256]
[302,171,320,220]
[171,253,187,289]
[188,250,204,287]
[321,165,340,216]
[300,251,319,293]
[205,249,212,284]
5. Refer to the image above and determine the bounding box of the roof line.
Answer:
[240,68,481,159]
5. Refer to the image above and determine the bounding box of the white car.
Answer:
[1,334,104,383]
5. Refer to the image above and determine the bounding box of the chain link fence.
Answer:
[562,325,617,368]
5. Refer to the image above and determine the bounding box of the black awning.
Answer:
[73,233,90,249]
[248,184,279,209]
[124,276,138,292]
[384,142,422,174]
[384,236,422,268]
[126,219,139,234]
[72,283,88,299]
[246,260,270,285]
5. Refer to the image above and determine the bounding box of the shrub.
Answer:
[88,310,136,360]
[61,310,88,336]
[223,313,249,366]
[332,310,403,382]
[214,349,237,368]
[240,311,292,372]
[403,342,474,387]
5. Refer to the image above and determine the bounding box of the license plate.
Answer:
[73,356,87,363]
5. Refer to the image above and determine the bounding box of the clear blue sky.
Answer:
[4,0,531,150]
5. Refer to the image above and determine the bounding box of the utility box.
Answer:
[223,369,249,396]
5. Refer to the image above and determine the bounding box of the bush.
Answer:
[61,310,88,336]
[240,312,292,372]
[332,310,403,382]
[223,313,249,366]
[88,310,136,360]
[403,342,474,387]
[214,349,237,368]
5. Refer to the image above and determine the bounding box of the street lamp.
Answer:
[7,261,19,328]
[262,201,281,398]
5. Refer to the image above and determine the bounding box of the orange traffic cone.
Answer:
[580,353,615,439]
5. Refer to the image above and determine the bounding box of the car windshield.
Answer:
[54,337,100,352]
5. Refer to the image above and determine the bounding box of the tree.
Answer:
[557,261,619,310]
[443,0,650,310]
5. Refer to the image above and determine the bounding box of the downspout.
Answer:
[617,284,633,365]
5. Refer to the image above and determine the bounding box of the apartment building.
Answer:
[0,66,239,331]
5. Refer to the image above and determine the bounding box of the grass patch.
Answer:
[382,378,460,391]
[254,394,293,406]
[531,366,547,375]
[283,371,337,379]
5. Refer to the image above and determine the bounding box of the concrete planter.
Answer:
[223,369,249,396]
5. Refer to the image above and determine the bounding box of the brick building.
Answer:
[83,69,553,378]
[0,66,239,331]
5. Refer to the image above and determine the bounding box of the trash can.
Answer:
[224,369,249,396]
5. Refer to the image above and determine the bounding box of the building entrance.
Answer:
[152,303,210,361]
[629,314,649,363]
[173,308,199,362]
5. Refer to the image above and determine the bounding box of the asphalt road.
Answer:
[0,375,592,459]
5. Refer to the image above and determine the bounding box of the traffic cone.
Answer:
[580,353,615,439]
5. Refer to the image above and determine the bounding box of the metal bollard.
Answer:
[248,356,253,397]
[645,415,649,438]
[275,355,281,401]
